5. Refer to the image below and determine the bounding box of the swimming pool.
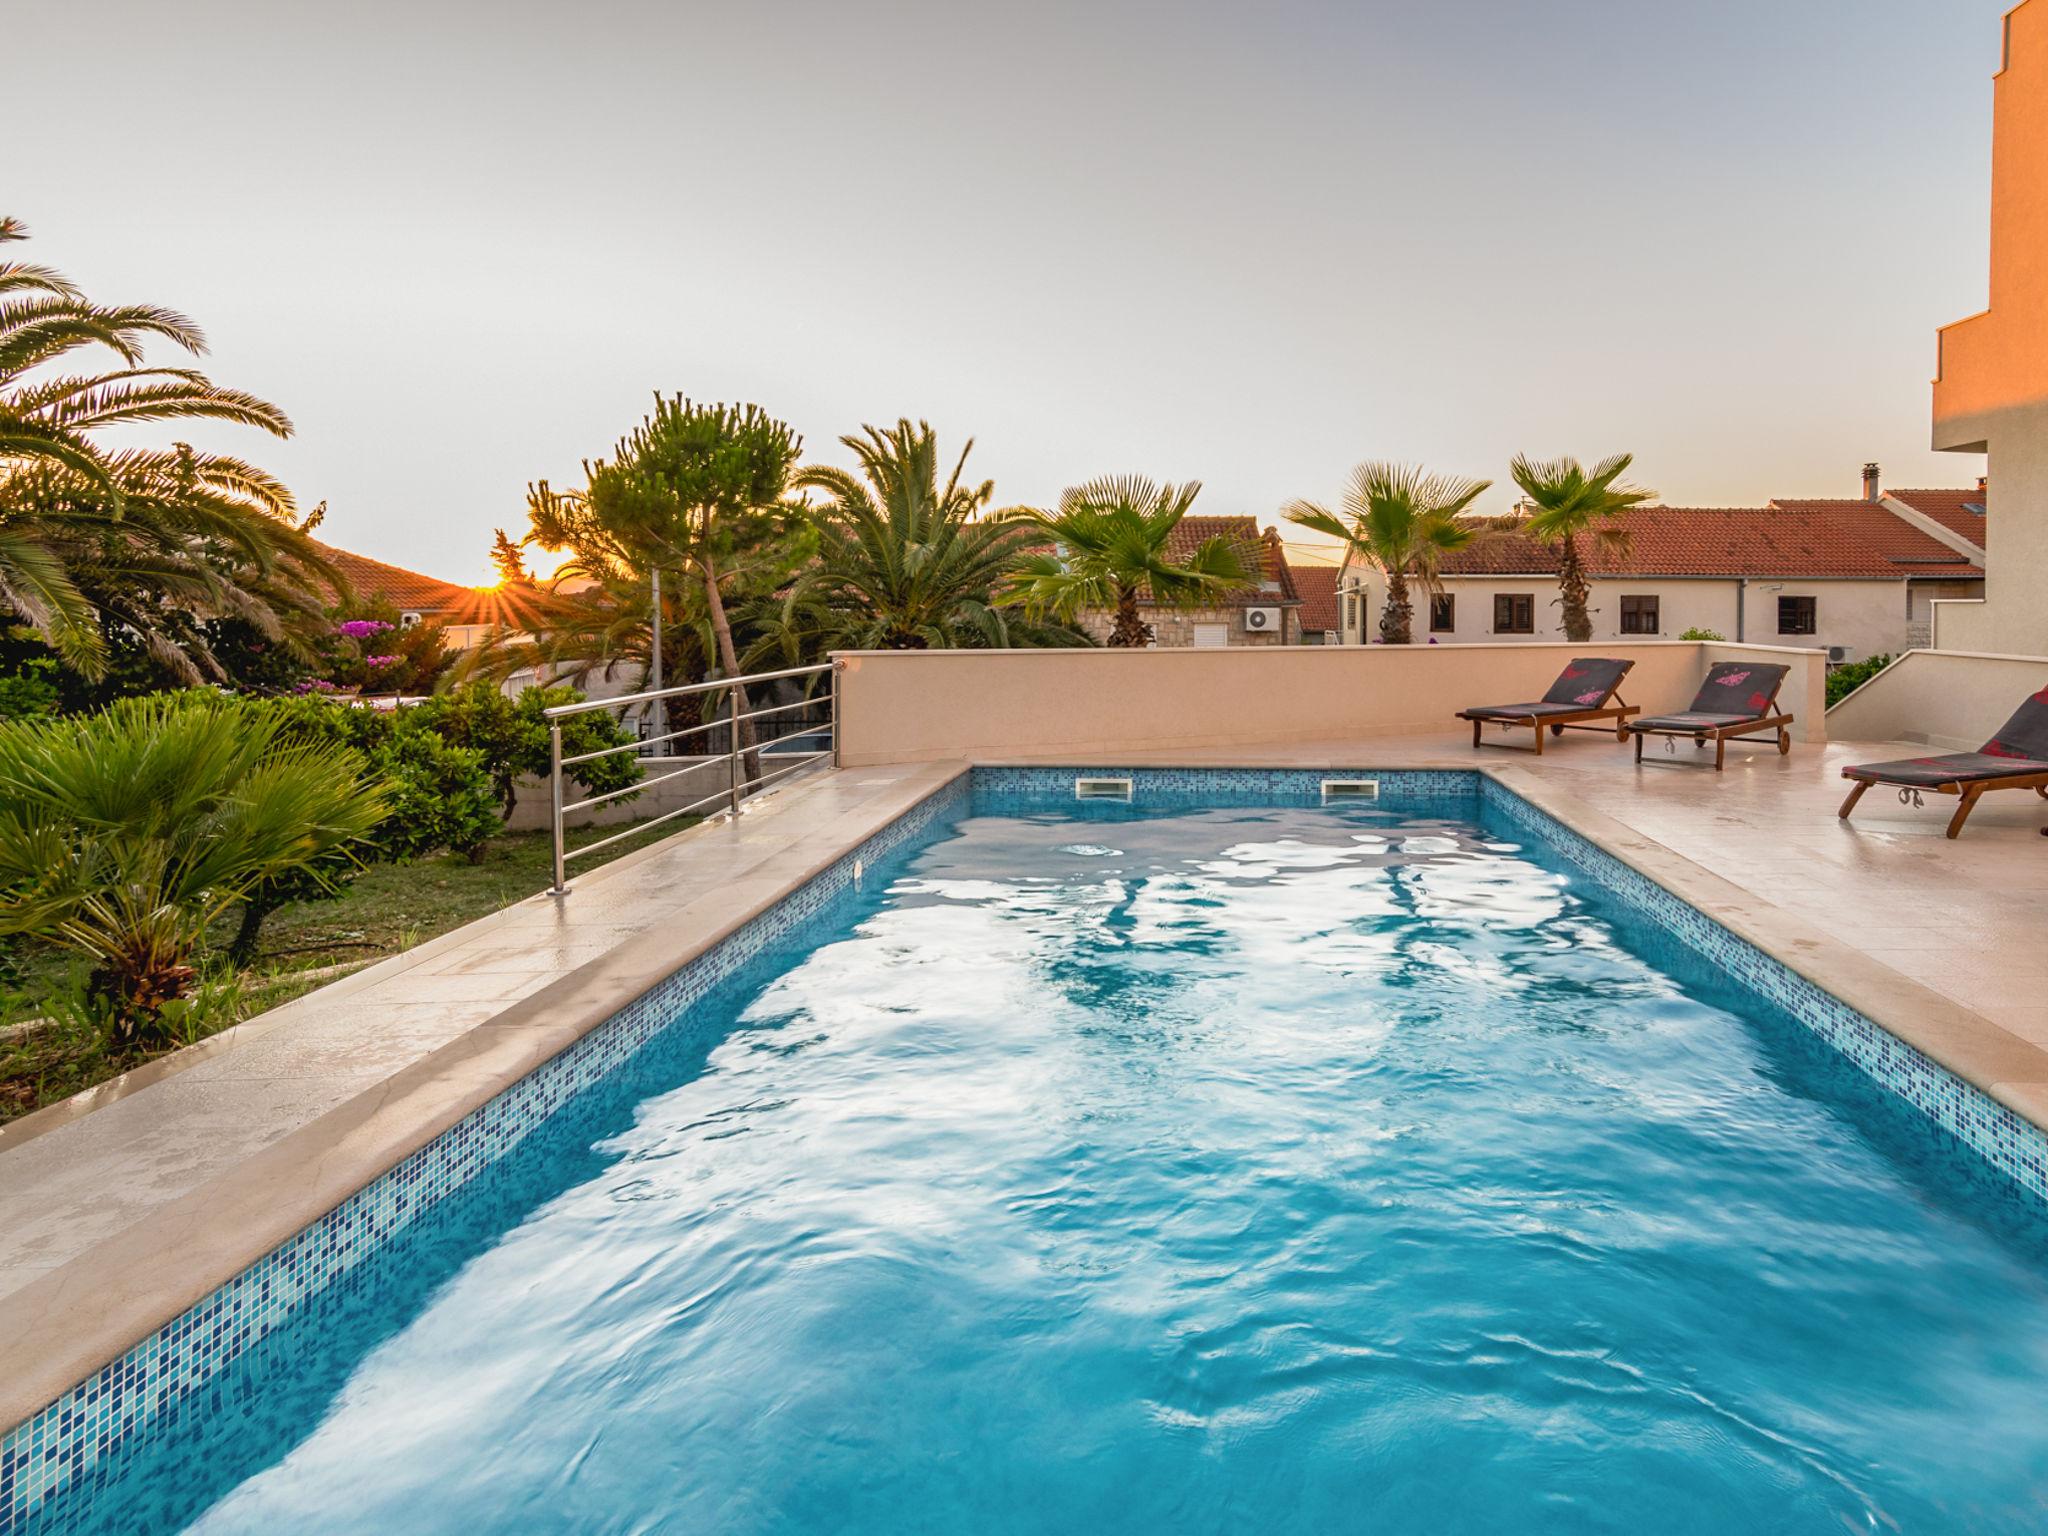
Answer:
[11,770,2048,1532]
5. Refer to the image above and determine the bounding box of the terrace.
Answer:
[5,638,2047,1460]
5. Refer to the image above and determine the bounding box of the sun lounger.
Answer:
[1623,662,1793,770]
[1456,657,1640,755]
[1838,687,2048,838]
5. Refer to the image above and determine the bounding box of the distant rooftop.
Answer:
[308,538,494,622]
[1419,498,1983,581]
[1291,564,1341,633]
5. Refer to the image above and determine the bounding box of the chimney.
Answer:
[1978,476,1989,494]
[1861,462,1881,502]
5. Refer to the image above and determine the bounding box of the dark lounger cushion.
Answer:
[1982,686,2048,761]
[1686,662,1789,720]
[1462,702,1592,721]
[1540,658,1633,708]
[1843,752,2048,788]
[1631,711,1759,733]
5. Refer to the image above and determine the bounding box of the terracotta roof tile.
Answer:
[1887,486,1990,548]
[1764,499,1985,575]
[1292,564,1341,632]
[1149,515,1300,607]
[1434,502,1982,581]
[308,538,493,622]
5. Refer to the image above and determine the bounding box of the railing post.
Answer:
[549,722,568,895]
[830,659,841,769]
[728,682,742,817]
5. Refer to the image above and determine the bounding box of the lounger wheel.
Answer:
[1777,729,1791,755]
[1549,723,1565,737]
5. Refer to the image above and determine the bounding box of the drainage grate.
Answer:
[1074,777,1134,802]
[1321,778,1380,802]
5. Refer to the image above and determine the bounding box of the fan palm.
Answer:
[1508,453,1656,643]
[1285,463,1489,644]
[0,217,310,676]
[0,693,388,1038]
[786,420,1083,651]
[1007,476,1251,647]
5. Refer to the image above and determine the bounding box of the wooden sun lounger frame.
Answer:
[1838,770,2048,839]
[1458,698,1641,756]
[1627,713,1795,771]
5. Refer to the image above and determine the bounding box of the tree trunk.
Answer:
[1556,534,1591,643]
[228,898,274,968]
[699,552,762,786]
[1380,570,1413,645]
[1109,584,1154,647]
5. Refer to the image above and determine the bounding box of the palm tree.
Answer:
[786,420,1084,651]
[1508,453,1656,643]
[1,450,339,686]
[1284,463,1489,644]
[0,216,316,677]
[1007,476,1251,647]
[0,693,387,1038]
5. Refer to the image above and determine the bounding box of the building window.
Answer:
[1493,593,1535,634]
[1344,594,1361,634]
[1777,595,1817,636]
[1429,594,1455,633]
[1619,595,1660,635]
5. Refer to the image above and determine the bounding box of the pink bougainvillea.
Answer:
[335,619,394,640]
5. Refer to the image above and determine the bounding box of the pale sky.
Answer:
[10,0,2009,584]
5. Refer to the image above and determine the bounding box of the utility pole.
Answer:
[649,565,664,756]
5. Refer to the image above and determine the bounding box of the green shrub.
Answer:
[1677,626,1726,642]
[255,696,501,859]
[1826,653,1894,708]
[375,726,499,862]
[0,694,387,1040]
[230,696,504,958]
[408,682,641,817]
[0,656,58,721]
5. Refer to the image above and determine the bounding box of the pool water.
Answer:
[82,795,2048,1532]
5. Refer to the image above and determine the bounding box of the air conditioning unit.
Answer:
[1242,606,1281,635]
[1826,646,1849,663]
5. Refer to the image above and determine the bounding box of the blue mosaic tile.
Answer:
[7,761,2046,1532]
[1476,776,2048,1204]
[971,766,1479,802]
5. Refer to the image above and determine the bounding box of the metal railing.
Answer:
[542,661,838,893]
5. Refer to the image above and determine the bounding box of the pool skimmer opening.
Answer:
[1074,777,1134,802]
[1322,778,1380,803]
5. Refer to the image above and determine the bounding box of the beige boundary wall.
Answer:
[1825,649,2048,749]
[834,641,1828,766]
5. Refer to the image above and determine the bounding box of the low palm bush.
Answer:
[0,693,387,1039]
[1010,475,1250,646]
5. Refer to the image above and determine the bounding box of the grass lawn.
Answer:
[0,818,688,1126]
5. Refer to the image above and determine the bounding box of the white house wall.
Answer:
[1344,574,1925,661]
